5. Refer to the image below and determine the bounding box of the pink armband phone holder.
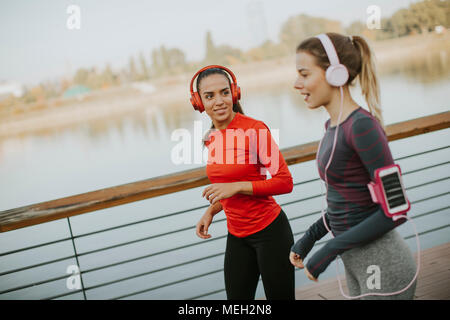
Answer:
[367,164,411,218]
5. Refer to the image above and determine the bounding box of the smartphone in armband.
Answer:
[367,164,411,218]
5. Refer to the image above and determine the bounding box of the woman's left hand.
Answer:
[202,183,241,204]
[304,266,318,282]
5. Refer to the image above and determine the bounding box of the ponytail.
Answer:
[352,36,384,127]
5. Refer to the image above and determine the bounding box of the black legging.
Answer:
[224,210,295,300]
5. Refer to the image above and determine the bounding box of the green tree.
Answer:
[138,52,150,80]
[381,0,449,38]
[245,40,284,61]
[375,17,395,40]
[345,21,366,36]
[410,0,449,33]
[86,68,103,89]
[391,8,415,37]
[159,46,170,73]
[205,30,217,64]
[73,68,89,86]
[149,46,187,76]
[101,64,116,87]
[279,14,343,51]
[166,48,186,73]
[151,48,162,77]
[128,56,138,82]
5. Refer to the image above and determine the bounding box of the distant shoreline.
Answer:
[0,32,448,139]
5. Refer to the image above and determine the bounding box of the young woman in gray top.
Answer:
[290,33,417,299]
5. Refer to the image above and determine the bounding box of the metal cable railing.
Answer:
[0,113,449,300]
[2,155,447,263]
[1,145,448,299]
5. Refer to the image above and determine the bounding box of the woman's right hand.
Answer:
[196,211,214,239]
[289,251,304,269]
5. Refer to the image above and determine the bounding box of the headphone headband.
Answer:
[315,34,341,66]
[315,33,349,87]
[189,65,238,96]
[189,65,241,113]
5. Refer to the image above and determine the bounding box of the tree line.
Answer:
[3,0,448,109]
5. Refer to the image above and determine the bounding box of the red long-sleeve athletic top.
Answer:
[205,112,293,237]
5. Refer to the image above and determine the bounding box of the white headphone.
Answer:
[315,34,349,87]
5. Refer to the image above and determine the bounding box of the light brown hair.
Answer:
[297,32,383,127]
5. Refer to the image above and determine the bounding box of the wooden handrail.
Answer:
[1,111,449,232]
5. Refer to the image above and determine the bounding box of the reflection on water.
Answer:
[384,47,450,83]
[0,48,449,211]
[83,99,199,144]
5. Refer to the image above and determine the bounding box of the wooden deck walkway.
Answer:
[295,242,450,300]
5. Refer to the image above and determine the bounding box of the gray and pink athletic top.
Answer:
[291,107,406,278]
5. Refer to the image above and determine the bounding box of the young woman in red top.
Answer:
[191,66,295,300]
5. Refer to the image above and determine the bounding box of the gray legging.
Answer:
[340,229,417,300]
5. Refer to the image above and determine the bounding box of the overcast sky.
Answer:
[0,0,417,86]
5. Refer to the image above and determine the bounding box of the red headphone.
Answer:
[189,65,241,113]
